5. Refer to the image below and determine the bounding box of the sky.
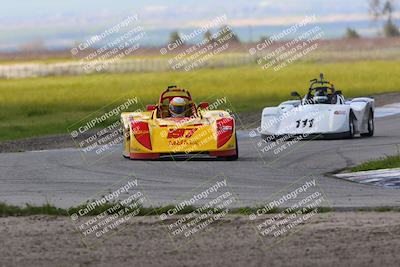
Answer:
[0,0,374,27]
[0,0,398,50]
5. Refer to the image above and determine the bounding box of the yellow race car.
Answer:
[121,86,238,160]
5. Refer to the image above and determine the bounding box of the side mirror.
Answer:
[291,91,301,98]
[198,102,209,109]
[146,105,156,111]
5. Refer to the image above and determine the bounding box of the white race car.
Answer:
[260,74,375,140]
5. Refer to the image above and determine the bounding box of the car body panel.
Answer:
[261,103,351,135]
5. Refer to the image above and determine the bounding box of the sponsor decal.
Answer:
[167,128,198,139]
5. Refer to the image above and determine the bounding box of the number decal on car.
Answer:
[296,119,314,128]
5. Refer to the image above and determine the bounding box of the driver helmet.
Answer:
[313,90,329,104]
[169,97,187,117]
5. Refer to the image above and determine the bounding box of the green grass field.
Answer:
[1,60,400,141]
[351,154,400,172]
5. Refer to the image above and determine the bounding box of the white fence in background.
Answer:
[0,54,256,79]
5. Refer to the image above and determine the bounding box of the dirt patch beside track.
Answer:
[0,212,399,267]
[0,130,98,153]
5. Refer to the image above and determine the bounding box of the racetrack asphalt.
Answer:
[1,111,399,209]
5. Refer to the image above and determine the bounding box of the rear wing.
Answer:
[309,73,336,92]
[154,86,198,119]
[159,85,193,104]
